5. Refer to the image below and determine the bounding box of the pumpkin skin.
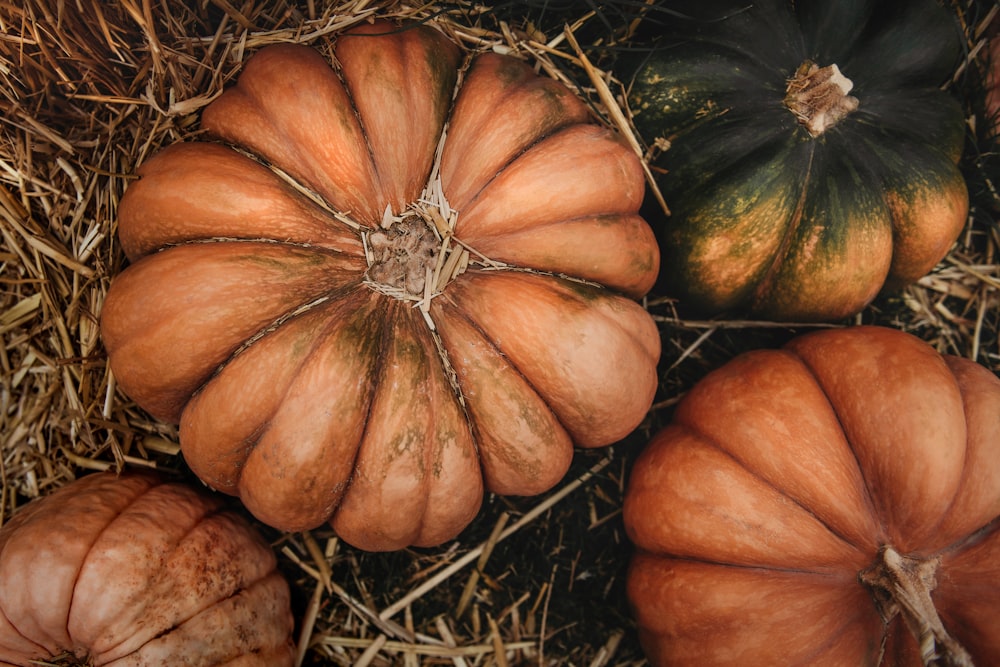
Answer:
[624,326,1000,666]
[100,22,661,551]
[0,471,295,666]
[628,0,969,321]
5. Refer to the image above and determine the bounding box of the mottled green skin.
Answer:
[629,0,968,321]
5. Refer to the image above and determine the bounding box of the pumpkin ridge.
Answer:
[78,505,242,661]
[345,299,424,475]
[63,475,179,654]
[749,139,815,310]
[190,286,355,395]
[335,21,460,210]
[441,270,658,448]
[464,212,659,298]
[3,477,169,659]
[432,291,567,448]
[650,553,864,579]
[208,140,368,233]
[918,462,1000,558]
[156,236,365,255]
[232,289,388,531]
[439,50,593,212]
[0,606,48,657]
[797,356,891,538]
[783,344,923,549]
[181,291,380,503]
[331,301,477,549]
[672,419,873,561]
[329,41,405,213]
[444,121,587,215]
[0,473,167,657]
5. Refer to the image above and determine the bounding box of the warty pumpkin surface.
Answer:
[624,325,1000,666]
[0,471,295,666]
[628,0,969,321]
[100,21,661,551]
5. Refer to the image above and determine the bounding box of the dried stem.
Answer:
[860,546,974,667]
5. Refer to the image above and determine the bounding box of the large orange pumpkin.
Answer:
[100,21,661,551]
[0,471,295,666]
[624,326,1000,665]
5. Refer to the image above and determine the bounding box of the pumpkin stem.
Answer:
[364,213,441,298]
[859,546,975,667]
[783,60,859,137]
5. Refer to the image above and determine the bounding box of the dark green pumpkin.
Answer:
[629,0,968,321]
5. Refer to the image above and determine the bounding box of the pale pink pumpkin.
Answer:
[0,471,295,666]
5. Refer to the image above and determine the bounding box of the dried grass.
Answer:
[0,0,997,665]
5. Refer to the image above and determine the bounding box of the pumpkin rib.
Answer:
[179,295,370,497]
[453,124,646,241]
[439,50,593,212]
[432,290,561,427]
[232,290,386,531]
[332,21,461,212]
[445,270,659,448]
[660,129,807,312]
[329,302,485,550]
[101,241,366,423]
[746,140,815,311]
[68,484,226,650]
[465,212,659,299]
[0,606,48,661]
[197,286,348,391]
[773,348,903,550]
[638,552,863,578]
[116,142,365,260]
[77,503,253,662]
[430,296,577,496]
[752,137,898,320]
[935,519,1000,661]
[786,328,972,551]
[627,553,885,665]
[666,420,875,564]
[0,474,168,654]
[737,138,888,319]
[913,357,1000,551]
[200,42,384,225]
[113,571,292,666]
[833,114,967,289]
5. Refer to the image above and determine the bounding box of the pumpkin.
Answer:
[623,325,1000,665]
[100,21,661,551]
[0,471,295,666]
[628,0,969,321]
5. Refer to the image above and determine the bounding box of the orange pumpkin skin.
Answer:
[100,22,661,551]
[0,472,295,666]
[624,326,1000,666]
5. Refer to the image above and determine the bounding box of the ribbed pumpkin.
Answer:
[0,471,295,666]
[624,326,1000,665]
[100,21,661,551]
[628,0,969,321]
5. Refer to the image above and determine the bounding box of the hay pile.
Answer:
[0,1,997,665]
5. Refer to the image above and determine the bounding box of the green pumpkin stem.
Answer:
[784,60,860,137]
[859,546,975,667]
